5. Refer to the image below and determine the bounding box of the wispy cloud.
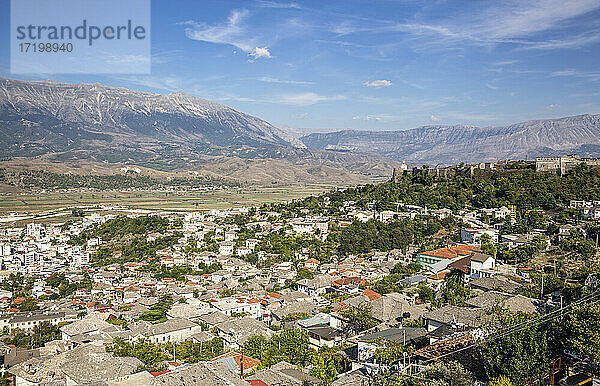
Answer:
[551,68,600,81]
[363,79,392,88]
[253,0,300,9]
[352,114,402,122]
[336,1,600,52]
[183,10,272,60]
[280,92,346,105]
[255,76,314,85]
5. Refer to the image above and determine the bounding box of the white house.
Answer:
[460,228,498,245]
[470,252,495,277]
[218,241,235,256]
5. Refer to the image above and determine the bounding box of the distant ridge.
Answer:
[300,114,600,165]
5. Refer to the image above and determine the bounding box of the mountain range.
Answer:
[300,114,600,165]
[0,78,599,184]
[0,78,398,184]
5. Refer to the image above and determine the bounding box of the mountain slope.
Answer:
[0,78,400,183]
[301,114,600,165]
[0,78,300,158]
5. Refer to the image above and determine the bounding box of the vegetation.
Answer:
[3,322,61,349]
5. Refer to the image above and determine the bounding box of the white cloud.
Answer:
[430,115,441,122]
[184,10,272,60]
[485,83,498,90]
[547,104,560,110]
[280,92,346,106]
[363,79,392,88]
[249,47,272,59]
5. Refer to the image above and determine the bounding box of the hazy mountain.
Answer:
[301,114,600,165]
[0,78,399,183]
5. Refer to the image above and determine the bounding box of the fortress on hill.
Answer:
[392,155,600,181]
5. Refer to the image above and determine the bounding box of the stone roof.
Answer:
[129,318,197,337]
[370,293,426,323]
[331,368,370,386]
[9,343,142,384]
[247,361,321,385]
[150,361,247,385]
[272,300,317,320]
[424,305,492,328]
[198,311,232,326]
[59,314,114,337]
[465,291,511,309]
[470,276,520,293]
[215,317,273,346]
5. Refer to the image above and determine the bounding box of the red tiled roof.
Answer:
[249,380,269,386]
[150,370,171,377]
[362,289,382,301]
[421,244,481,260]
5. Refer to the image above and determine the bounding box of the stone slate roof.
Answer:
[150,362,247,385]
[129,318,197,337]
[272,300,317,320]
[247,361,321,385]
[469,276,520,293]
[424,305,492,328]
[198,311,232,326]
[465,291,511,309]
[59,315,114,337]
[215,317,274,345]
[9,343,142,384]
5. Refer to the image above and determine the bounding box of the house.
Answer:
[209,296,262,318]
[214,318,274,349]
[500,234,533,249]
[582,207,600,220]
[211,351,261,375]
[304,258,319,270]
[469,276,520,294]
[127,318,202,343]
[297,275,334,296]
[357,327,428,362]
[416,244,481,266]
[218,241,235,256]
[470,252,495,277]
[271,300,317,324]
[0,311,71,332]
[370,292,426,323]
[306,325,343,348]
[60,314,115,341]
[460,228,498,245]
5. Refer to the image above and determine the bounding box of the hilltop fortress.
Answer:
[392,155,600,181]
[535,154,600,174]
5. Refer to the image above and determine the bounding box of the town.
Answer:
[0,160,598,386]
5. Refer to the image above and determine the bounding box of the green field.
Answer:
[0,184,337,223]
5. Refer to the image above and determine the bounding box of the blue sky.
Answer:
[1,0,600,133]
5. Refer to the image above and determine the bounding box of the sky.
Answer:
[1,0,600,133]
